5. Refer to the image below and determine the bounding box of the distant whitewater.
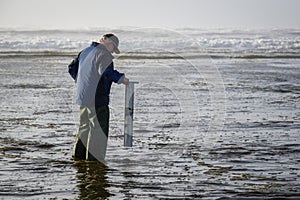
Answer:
[0,28,299,59]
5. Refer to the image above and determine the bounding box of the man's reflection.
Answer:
[74,161,111,199]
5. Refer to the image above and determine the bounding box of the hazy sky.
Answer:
[0,0,299,29]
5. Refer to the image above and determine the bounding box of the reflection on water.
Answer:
[74,161,111,200]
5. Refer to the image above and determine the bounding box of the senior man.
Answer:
[73,33,129,162]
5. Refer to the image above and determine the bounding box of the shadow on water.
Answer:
[74,161,112,200]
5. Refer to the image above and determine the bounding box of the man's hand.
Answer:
[123,77,129,85]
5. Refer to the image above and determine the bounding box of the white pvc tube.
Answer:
[124,82,138,147]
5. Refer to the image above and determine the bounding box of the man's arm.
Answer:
[107,67,129,85]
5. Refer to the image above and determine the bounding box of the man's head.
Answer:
[99,33,120,54]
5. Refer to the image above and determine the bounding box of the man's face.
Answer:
[105,42,114,53]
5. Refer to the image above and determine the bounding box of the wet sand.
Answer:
[0,54,299,199]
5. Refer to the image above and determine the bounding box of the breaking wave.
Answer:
[0,28,299,59]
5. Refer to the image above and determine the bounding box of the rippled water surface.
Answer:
[0,52,299,199]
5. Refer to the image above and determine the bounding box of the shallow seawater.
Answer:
[0,54,299,199]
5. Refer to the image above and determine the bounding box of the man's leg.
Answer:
[96,105,109,137]
[86,106,109,162]
[73,106,90,160]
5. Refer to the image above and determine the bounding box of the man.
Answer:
[73,33,129,162]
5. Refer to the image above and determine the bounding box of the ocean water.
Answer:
[0,28,299,199]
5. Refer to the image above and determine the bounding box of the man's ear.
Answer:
[99,38,105,43]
